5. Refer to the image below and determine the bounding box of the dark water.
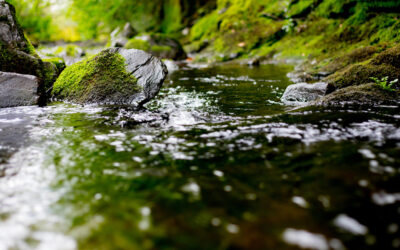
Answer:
[0,64,399,250]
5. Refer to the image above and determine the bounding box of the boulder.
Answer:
[281,82,327,104]
[110,23,138,48]
[316,83,399,106]
[0,72,39,108]
[122,23,137,38]
[0,1,61,106]
[52,48,168,107]
[0,0,33,53]
[326,45,400,93]
[125,34,187,60]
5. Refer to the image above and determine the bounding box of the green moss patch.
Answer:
[52,50,139,104]
[125,39,151,51]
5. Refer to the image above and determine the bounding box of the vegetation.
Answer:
[370,77,398,91]
[6,0,54,42]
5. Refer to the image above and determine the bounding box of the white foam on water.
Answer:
[333,214,368,235]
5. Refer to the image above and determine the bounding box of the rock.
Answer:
[163,59,179,73]
[110,27,128,48]
[122,23,137,38]
[185,39,209,54]
[326,45,400,92]
[326,63,400,92]
[52,48,168,107]
[247,58,261,66]
[110,23,138,48]
[125,34,187,60]
[0,72,39,108]
[287,71,314,83]
[316,83,399,106]
[0,1,61,105]
[0,0,33,53]
[281,82,327,104]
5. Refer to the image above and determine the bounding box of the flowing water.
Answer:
[0,63,399,250]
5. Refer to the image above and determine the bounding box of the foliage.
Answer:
[370,76,398,91]
[68,0,216,40]
[6,0,54,42]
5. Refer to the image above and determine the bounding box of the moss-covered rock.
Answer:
[43,57,66,74]
[53,48,168,106]
[317,83,399,106]
[53,50,139,104]
[325,45,400,91]
[318,46,379,74]
[370,45,400,68]
[326,63,400,91]
[0,1,62,106]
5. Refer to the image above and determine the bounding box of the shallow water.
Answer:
[0,64,399,250]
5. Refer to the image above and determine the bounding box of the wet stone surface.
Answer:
[0,64,399,250]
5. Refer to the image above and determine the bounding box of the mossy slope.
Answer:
[188,0,400,63]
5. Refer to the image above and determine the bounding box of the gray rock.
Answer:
[0,72,39,108]
[110,27,128,48]
[0,1,29,52]
[122,22,137,38]
[281,82,327,104]
[116,48,168,106]
[110,23,137,48]
[287,71,314,83]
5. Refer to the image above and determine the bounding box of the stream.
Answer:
[0,63,399,250]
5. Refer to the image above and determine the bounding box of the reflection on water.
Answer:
[0,64,399,250]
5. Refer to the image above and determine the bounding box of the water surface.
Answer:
[0,64,399,250]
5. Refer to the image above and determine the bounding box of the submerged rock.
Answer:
[0,72,39,108]
[125,34,187,60]
[281,82,327,104]
[52,48,168,107]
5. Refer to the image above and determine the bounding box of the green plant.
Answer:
[370,76,398,91]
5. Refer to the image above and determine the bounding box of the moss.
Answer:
[65,45,81,57]
[287,0,320,18]
[42,61,58,94]
[52,50,139,104]
[0,43,43,77]
[43,57,66,74]
[371,45,400,68]
[125,39,151,51]
[190,11,219,42]
[316,46,380,74]
[150,45,172,53]
[318,83,399,106]
[314,0,356,18]
[23,33,39,57]
[326,63,400,90]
